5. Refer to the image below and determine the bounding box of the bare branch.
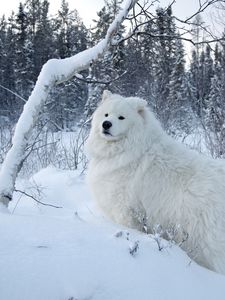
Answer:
[129,31,225,46]
[14,189,62,208]
[120,0,225,46]
[0,84,27,103]
[181,0,224,23]
[74,71,127,85]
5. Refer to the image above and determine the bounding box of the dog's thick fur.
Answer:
[86,90,225,274]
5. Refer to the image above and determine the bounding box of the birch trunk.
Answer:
[0,0,136,207]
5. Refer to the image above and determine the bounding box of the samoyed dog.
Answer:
[86,90,225,274]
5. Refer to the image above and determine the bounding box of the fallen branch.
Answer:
[14,189,62,208]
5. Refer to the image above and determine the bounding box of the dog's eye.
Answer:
[118,116,125,120]
[105,113,108,117]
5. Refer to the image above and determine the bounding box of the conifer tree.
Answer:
[15,3,34,100]
[153,7,178,128]
[85,0,125,117]
[205,43,225,157]
[2,13,17,121]
[166,38,187,133]
[48,0,88,129]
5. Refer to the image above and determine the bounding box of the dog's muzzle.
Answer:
[102,121,112,130]
[102,121,112,136]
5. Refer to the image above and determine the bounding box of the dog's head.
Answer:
[92,90,148,142]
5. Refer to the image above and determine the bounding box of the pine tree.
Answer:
[117,19,156,102]
[205,43,225,157]
[85,0,125,117]
[152,7,178,128]
[33,0,53,75]
[188,49,199,115]
[188,44,214,120]
[47,0,88,129]
[166,38,187,134]
[204,45,214,97]
[2,13,18,121]
[0,16,8,119]
[25,0,41,37]
[14,3,34,100]
[139,20,156,103]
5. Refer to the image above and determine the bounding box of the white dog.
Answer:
[86,90,225,274]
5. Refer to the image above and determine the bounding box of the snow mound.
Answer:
[0,166,224,300]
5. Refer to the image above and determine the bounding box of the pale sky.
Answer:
[1,0,105,26]
[1,0,222,65]
[0,0,218,27]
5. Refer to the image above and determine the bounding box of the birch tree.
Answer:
[0,0,136,207]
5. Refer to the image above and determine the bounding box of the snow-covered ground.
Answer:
[0,166,225,300]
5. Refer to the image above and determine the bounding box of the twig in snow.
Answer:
[14,189,62,208]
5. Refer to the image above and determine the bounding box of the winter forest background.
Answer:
[2,2,225,297]
[1,0,225,175]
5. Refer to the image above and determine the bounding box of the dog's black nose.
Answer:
[102,121,112,130]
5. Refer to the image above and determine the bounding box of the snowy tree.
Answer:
[188,44,214,120]
[1,13,18,121]
[121,36,144,96]
[188,49,199,115]
[204,43,225,157]
[152,7,180,128]
[166,39,187,133]
[137,20,157,102]
[32,0,53,73]
[0,0,136,207]
[84,0,125,116]
[25,0,42,37]
[0,16,8,119]
[14,3,34,101]
[47,0,88,129]
[204,45,214,97]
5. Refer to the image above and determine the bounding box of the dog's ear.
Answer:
[102,90,112,102]
[137,99,147,113]
[129,97,147,117]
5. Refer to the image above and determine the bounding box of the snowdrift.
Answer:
[0,167,225,300]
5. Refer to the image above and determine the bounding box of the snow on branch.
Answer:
[0,0,137,207]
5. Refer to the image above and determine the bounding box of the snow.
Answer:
[0,166,225,300]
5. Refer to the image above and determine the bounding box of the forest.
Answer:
[0,0,225,160]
